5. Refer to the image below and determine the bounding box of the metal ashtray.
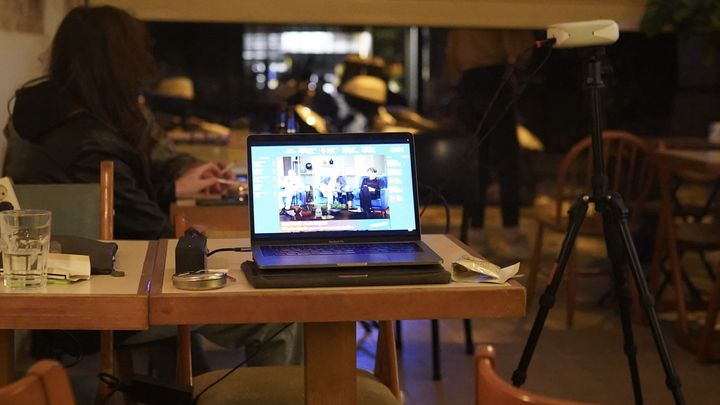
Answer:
[172,270,227,290]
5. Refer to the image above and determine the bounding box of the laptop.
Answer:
[248,132,443,270]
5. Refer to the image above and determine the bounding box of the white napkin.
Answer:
[451,255,520,284]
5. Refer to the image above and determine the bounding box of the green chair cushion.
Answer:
[193,366,400,405]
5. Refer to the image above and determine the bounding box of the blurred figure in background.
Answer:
[447,29,534,260]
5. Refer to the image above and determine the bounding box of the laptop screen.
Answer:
[248,133,421,241]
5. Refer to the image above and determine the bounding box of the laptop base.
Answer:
[241,260,450,288]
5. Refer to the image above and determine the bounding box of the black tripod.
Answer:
[511,47,685,405]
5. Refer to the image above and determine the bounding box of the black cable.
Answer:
[207,247,252,256]
[418,183,436,217]
[473,45,555,152]
[418,183,451,234]
[191,323,293,405]
[98,372,123,404]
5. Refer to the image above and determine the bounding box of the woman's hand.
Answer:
[174,162,223,197]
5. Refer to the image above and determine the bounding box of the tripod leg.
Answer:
[602,201,644,405]
[512,195,590,387]
[610,194,685,405]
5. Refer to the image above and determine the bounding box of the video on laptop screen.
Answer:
[250,142,417,235]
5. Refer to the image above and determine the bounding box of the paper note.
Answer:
[451,255,520,284]
[47,253,91,282]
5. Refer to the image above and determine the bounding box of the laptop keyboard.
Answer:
[261,242,421,256]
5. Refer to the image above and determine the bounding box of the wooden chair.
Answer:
[0,359,76,405]
[649,137,720,303]
[526,131,659,326]
[11,161,115,403]
[475,345,594,405]
[181,321,401,404]
[648,145,720,358]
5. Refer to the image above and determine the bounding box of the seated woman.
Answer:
[3,5,300,367]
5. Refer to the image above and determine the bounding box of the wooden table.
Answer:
[652,149,720,360]
[150,234,525,404]
[0,240,156,384]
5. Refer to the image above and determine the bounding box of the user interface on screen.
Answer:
[250,142,417,235]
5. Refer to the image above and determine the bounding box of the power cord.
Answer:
[191,323,294,405]
[418,183,451,234]
[207,247,252,256]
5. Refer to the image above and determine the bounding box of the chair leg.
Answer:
[431,319,441,381]
[699,250,717,281]
[95,331,114,405]
[463,319,474,355]
[460,205,470,244]
[680,265,705,304]
[566,249,577,328]
[649,214,666,294]
[394,320,403,351]
[698,263,720,362]
[527,222,545,310]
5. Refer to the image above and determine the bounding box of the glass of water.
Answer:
[0,210,52,289]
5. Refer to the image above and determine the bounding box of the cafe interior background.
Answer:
[2,1,718,161]
[1,0,720,404]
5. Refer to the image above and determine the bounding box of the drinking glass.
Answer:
[0,210,52,289]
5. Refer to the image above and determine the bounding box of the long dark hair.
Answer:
[49,6,157,151]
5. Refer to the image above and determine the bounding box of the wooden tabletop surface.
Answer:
[0,240,155,330]
[149,234,526,325]
[653,149,720,174]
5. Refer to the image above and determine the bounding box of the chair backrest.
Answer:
[475,345,594,405]
[553,130,660,229]
[0,359,76,405]
[13,161,114,239]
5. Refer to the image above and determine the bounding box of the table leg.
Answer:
[374,321,401,399]
[177,325,193,386]
[304,321,356,405]
[0,330,14,384]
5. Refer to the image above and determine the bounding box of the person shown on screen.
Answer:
[318,169,347,211]
[2,5,300,371]
[280,168,302,216]
[334,174,348,204]
[359,167,381,217]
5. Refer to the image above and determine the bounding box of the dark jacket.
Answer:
[4,80,190,239]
